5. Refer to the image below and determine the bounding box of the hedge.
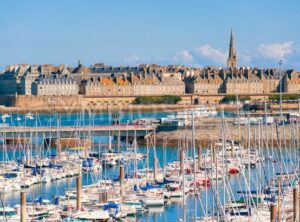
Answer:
[221,95,251,103]
[269,94,300,101]
[133,95,182,104]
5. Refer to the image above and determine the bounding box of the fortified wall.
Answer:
[0,94,295,112]
[9,94,194,110]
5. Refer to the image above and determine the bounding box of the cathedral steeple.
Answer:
[227,29,237,68]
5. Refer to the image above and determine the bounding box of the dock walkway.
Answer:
[0,124,156,137]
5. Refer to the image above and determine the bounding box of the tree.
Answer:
[133,95,182,104]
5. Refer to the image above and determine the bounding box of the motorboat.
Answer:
[176,105,217,119]
[72,210,110,221]
[164,183,183,198]
[0,207,19,221]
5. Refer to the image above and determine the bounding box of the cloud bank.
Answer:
[257,42,293,61]
[172,50,194,64]
[122,41,298,68]
[194,45,227,65]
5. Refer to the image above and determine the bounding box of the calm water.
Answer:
[1,145,297,221]
[0,111,297,221]
[0,110,234,126]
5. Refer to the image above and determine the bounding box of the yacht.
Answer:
[176,105,217,119]
[72,210,110,221]
[159,105,217,129]
[0,207,19,221]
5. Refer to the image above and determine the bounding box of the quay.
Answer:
[0,124,157,138]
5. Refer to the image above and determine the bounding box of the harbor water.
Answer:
[0,111,298,221]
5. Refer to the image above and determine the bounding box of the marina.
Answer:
[1,1,300,221]
[0,108,299,221]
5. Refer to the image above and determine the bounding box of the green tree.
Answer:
[221,95,251,103]
[269,94,300,101]
[133,95,182,104]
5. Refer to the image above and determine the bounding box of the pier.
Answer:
[0,124,156,138]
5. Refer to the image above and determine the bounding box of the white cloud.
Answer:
[122,54,144,64]
[238,52,252,66]
[257,42,293,61]
[172,50,194,64]
[121,42,298,69]
[194,44,227,65]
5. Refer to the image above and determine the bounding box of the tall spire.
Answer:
[227,29,237,68]
[229,29,235,58]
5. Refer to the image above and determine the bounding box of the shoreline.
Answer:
[0,103,299,114]
[0,104,198,114]
[149,117,300,148]
[149,137,296,149]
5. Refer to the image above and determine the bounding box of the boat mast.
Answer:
[221,109,228,206]
[204,150,208,218]
[210,143,215,221]
[192,111,197,222]
[181,138,186,222]
[134,130,137,184]
[247,114,251,215]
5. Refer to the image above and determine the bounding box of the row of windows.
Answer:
[86,86,184,92]
[39,86,77,89]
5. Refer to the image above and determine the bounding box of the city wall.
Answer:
[11,95,193,108]
[0,94,297,113]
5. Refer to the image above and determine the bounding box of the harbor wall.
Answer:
[154,118,299,148]
[0,94,299,113]
[12,95,193,108]
[1,95,194,112]
[2,94,277,108]
[191,94,269,104]
[14,95,83,110]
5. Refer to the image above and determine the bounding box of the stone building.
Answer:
[84,74,133,97]
[19,65,40,95]
[0,64,73,96]
[188,67,283,95]
[0,64,30,95]
[0,58,299,99]
[32,74,78,96]
[72,62,91,75]
[131,72,185,96]
[224,68,264,94]
[260,69,280,93]
[187,68,224,94]
[284,70,300,93]
[90,63,140,75]
[84,71,185,97]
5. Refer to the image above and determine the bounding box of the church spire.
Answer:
[227,29,237,68]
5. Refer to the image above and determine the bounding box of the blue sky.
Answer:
[1,0,300,70]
